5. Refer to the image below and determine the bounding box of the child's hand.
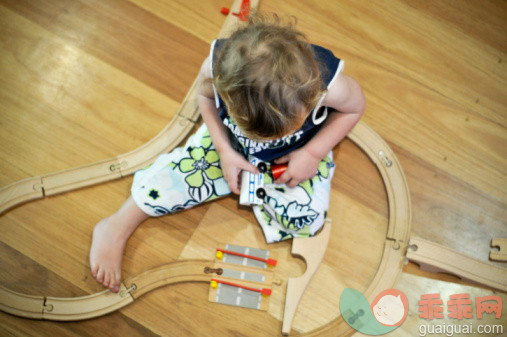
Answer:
[219,149,259,194]
[274,148,321,188]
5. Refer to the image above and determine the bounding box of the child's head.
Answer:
[214,14,325,141]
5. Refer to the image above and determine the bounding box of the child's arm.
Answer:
[197,57,259,194]
[275,74,365,187]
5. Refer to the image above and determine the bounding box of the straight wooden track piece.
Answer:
[490,238,507,262]
[407,236,507,292]
[282,220,332,335]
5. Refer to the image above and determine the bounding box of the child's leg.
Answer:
[89,124,230,292]
[90,196,148,292]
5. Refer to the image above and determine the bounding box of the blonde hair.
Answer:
[214,14,325,140]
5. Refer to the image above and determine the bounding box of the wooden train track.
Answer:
[406,236,507,291]
[0,0,416,335]
[0,118,412,336]
[0,260,213,321]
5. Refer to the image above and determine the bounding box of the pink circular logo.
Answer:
[370,289,409,327]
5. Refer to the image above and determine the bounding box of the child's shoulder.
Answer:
[322,73,365,113]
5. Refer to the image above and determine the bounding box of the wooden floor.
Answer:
[0,0,505,336]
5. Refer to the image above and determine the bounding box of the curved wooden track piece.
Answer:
[0,260,213,321]
[407,236,507,292]
[0,0,414,334]
[291,121,412,337]
[348,122,411,245]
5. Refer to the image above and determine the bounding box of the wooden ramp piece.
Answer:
[490,238,507,262]
[407,236,507,292]
[282,220,332,335]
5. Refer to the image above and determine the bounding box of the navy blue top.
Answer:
[210,39,343,162]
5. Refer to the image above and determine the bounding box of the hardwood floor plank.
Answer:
[332,140,389,217]
[0,311,161,337]
[0,4,182,183]
[1,0,208,101]
[393,142,506,264]
[357,57,506,202]
[129,0,226,43]
[404,0,507,53]
[266,0,507,126]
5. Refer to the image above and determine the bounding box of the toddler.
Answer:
[90,14,365,293]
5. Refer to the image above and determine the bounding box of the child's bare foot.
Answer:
[89,196,149,293]
[89,216,126,293]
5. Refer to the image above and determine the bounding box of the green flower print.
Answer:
[178,147,223,188]
[258,203,312,241]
